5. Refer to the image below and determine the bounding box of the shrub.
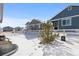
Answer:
[39,22,56,44]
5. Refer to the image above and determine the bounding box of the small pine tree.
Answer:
[39,22,56,44]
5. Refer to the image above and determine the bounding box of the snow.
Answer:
[2,32,79,56]
[42,32,79,56]
[3,32,43,56]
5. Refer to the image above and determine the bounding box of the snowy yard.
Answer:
[2,32,79,56]
[3,32,43,56]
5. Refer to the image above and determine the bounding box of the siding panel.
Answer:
[59,16,79,29]
[51,6,79,20]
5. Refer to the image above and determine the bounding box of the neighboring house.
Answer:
[26,22,31,30]
[0,3,3,23]
[50,5,79,31]
[26,19,41,30]
[14,27,23,32]
[3,26,13,32]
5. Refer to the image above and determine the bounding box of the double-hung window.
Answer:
[61,17,72,26]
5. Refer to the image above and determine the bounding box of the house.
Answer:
[14,27,23,31]
[3,26,13,32]
[50,5,79,31]
[0,3,3,23]
[26,22,31,30]
[26,19,42,30]
[14,27,23,32]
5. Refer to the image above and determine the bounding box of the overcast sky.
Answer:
[1,3,78,28]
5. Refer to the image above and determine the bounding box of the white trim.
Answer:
[58,20,59,30]
[52,20,59,30]
[51,14,79,21]
[51,19,59,21]
[53,29,79,32]
[61,17,72,26]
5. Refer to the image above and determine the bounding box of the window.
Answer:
[61,17,72,26]
[68,6,72,11]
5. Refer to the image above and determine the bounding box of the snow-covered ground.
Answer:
[2,32,79,56]
[43,33,79,56]
[3,32,43,56]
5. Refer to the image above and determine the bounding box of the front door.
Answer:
[53,21,59,30]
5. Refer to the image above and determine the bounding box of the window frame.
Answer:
[61,17,72,26]
[68,6,72,11]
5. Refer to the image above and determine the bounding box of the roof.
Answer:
[50,5,79,20]
[0,3,3,23]
[26,22,30,25]
[30,19,41,24]
[26,19,41,25]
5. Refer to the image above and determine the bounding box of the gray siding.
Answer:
[59,16,79,29]
[51,6,79,20]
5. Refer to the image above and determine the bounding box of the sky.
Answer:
[1,3,75,28]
